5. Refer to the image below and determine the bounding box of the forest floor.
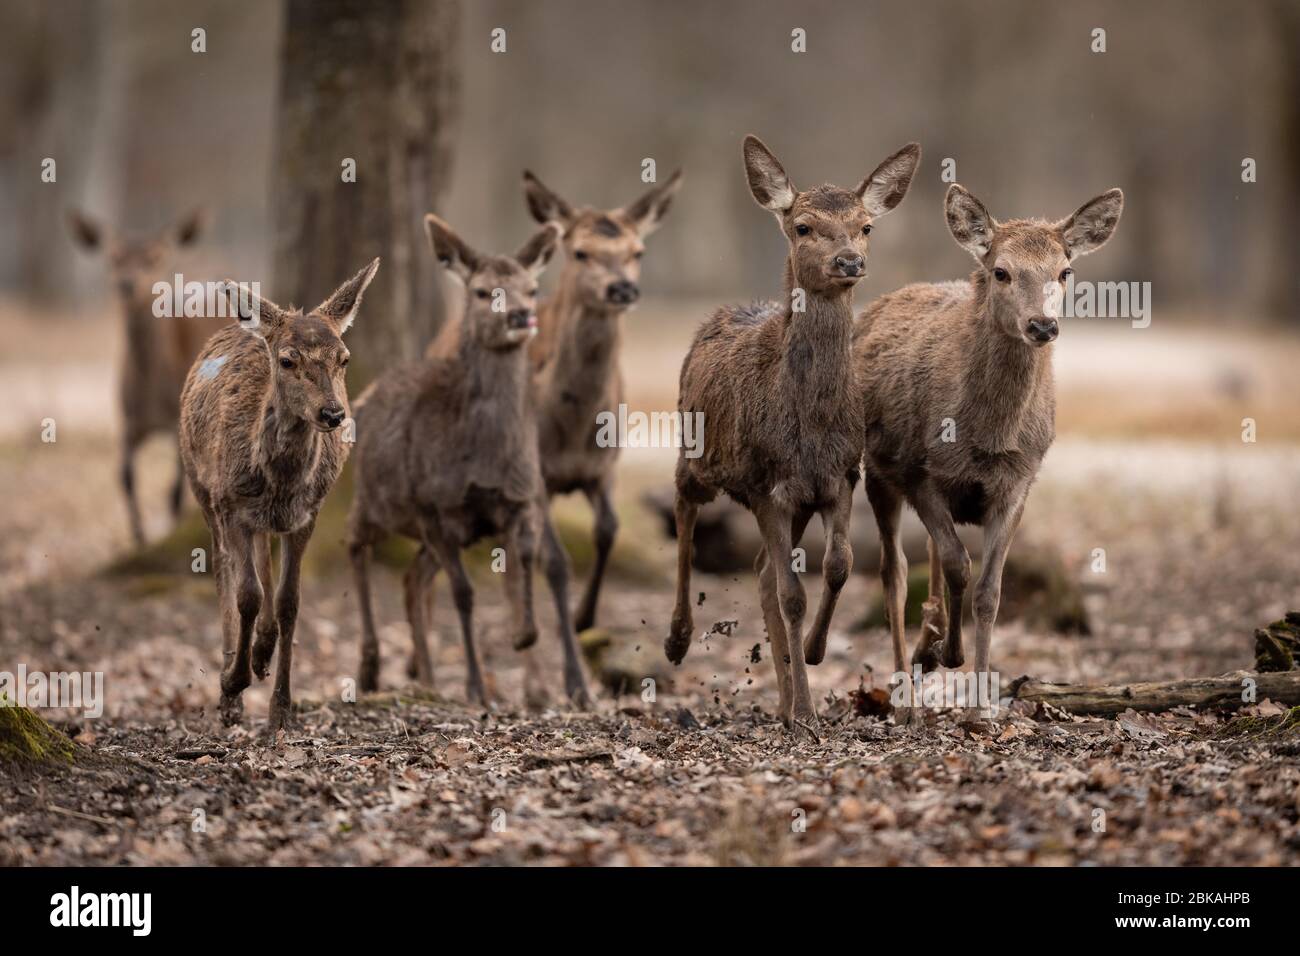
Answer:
[2,305,1299,865]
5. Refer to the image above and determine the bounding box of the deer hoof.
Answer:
[513,627,539,651]
[218,693,243,727]
[803,633,827,666]
[565,676,594,710]
[575,609,596,634]
[358,657,380,694]
[251,634,277,680]
[665,617,693,665]
[941,644,966,669]
[266,698,293,737]
[911,641,943,673]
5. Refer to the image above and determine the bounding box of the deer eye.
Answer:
[794,224,811,236]
[279,357,295,370]
[861,225,872,236]
[993,267,1010,283]
[574,249,589,261]
[339,355,350,368]
[475,288,491,300]
[632,250,644,260]
[1059,268,1073,282]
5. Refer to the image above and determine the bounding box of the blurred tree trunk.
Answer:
[271,0,460,386]
[0,0,101,304]
[1268,0,1300,321]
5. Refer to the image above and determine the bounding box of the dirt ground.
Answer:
[2,303,1299,866]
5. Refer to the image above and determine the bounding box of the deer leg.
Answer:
[251,533,278,679]
[755,547,793,725]
[404,546,440,686]
[912,485,971,670]
[218,522,258,725]
[864,474,921,722]
[804,480,853,665]
[754,498,816,736]
[968,497,1025,723]
[665,493,699,665]
[505,508,539,651]
[421,523,487,707]
[349,528,382,693]
[120,438,145,547]
[539,506,593,707]
[916,536,949,664]
[575,481,617,632]
[267,519,312,735]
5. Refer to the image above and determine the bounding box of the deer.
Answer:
[666,135,921,736]
[518,168,682,638]
[67,209,215,545]
[853,183,1123,726]
[347,216,569,706]
[179,258,380,732]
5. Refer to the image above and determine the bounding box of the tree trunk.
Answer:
[1009,671,1300,717]
[272,0,461,387]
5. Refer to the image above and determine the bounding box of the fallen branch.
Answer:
[1009,670,1300,717]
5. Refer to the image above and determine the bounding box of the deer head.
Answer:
[522,169,681,312]
[68,209,205,305]
[425,213,560,350]
[946,184,1124,346]
[223,259,380,431]
[742,136,920,299]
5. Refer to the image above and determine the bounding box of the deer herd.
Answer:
[72,136,1123,739]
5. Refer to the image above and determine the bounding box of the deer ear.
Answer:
[516,222,562,279]
[945,184,997,261]
[619,169,683,237]
[174,207,206,247]
[857,143,921,218]
[1058,188,1124,260]
[67,209,102,251]
[522,171,576,229]
[222,280,290,338]
[424,213,480,283]
[743,136,795,215]
[315,258,380,334]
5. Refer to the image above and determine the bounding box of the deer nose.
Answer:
[605,280,639,305]
[1027,317,1059,343]
[319,405,346,429]
[506,308,534,330]
[833,254,864,277]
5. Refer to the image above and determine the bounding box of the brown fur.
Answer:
[346,217,583,705]
[67,209,216,544]
[667,136,920,736]
[854,184,1123,722]
[179,259,380,732]
[518,169,682,635]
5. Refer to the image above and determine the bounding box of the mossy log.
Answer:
[0,706,75,766]
[1254,611,1300,672]
[1009,670,1300,717]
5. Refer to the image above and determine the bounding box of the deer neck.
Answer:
[256,372,321,481]
[121,295,167,371]
[958,275,1053,453]
[541,274,622,408]
[459,330,531,431]
[777,267,855,409]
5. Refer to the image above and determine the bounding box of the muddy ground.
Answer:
[2,310,1299,865]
